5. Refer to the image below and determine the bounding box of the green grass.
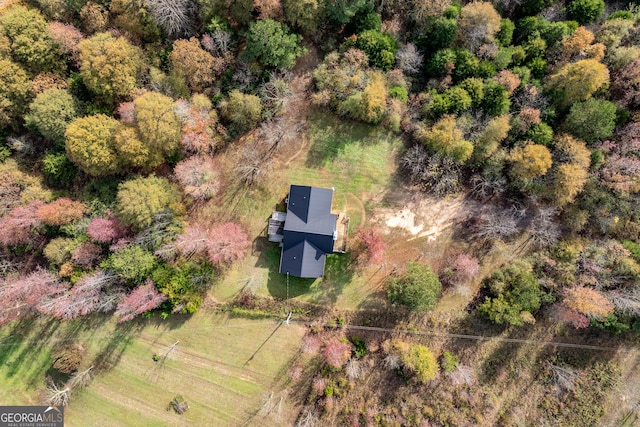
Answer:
[211,110,402,308]
[0,313,305,426]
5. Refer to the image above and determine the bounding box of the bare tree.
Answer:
[67,366,93,390]
[526,206,560,249]
[382,353,401,370]
[296,409,319,427]
[469,173,507,200]
[448,364,476,386]
[474,209,520,242]
[606,288,640,316]
[396,43,423,75]
[45,381,70,406]
[345,358,362,380]
[545,362,579,394]
[236,145,273,187]
[144,0,196,38]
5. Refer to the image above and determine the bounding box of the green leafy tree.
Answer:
[101,245,156,284]
[416,115,473,163]
[152,262,211,313]
[0,59,32,129]
[77,32,143,102]
[42,152,77,187]
[0,5,61,73]
[386,262,442,311]
[132,92,181,167]
[478,260,542,326]
[526,122,554,146]
[419,16,457,52]
[564,98,616,145]
[25,89,78,144]
[241,19,306,69]
[115,175,184,231]
[220,90,263,134]
[481,81,510,116]
[567,0,605,24]
[65,115,121,176]
[354,30,398,71]
[325,0,367,25]
[282,0,324,34]
[546,59,609,108]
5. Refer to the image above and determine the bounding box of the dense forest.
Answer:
[1,0,640,424]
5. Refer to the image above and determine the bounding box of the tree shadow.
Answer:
[91,321,144,374]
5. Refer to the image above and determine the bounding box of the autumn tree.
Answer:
[110,0,161,44]
[174,97,225,155]
[550,303,590,328]
[115,279,167,322]
[457,2,501,54]
[0,6,61,73]
[219,90,263,134]
[548,134,591,206]
[79,1,109,34]
[170,38,223,92]
[115,175,184,231]
[415,115,473,163]
[132,91,182,167]
[241,19,306,69]
[546,59,610,108]
[0,60,32,130]
[472,114,510,161]
[386,262,441,311]
[65,115,121,176]
[51,344,85,374]
[71,242,103,268]
[563,286,613,320]
[400,344,438,383]
[25,89,78,144]
[338,71,387,124]
[36,198,86,226]
[478,260,542,326]
[77,33,143,102]
[509,142,553,180]
[174,156,222,200]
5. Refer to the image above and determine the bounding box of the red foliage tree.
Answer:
[450,253,480,284]
[549,303,590,329]
[87,215,127,243]
[611,58,640,109]
[36,198,86,226]
[117,101,135,125]
[0,269,64,326]
[71,242,103,268]
[48,22,83,64]
[322,338,353,369]
[352,227,386,265]
[175,222,250,266]
[115,279,167,322]
[37,270,121,320]
[174,99,225,155]
[0,201,44,246]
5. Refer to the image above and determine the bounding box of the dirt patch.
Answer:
[371,191,482,242]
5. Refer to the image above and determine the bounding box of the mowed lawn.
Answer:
[0,312,306,426]
[211,110,402,308]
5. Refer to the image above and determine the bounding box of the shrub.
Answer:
[441,351,459,373]
[42,152,77,188]
[386,262,442,311]
[51,343,85,374]
[322,338,352,369]
[389,85,408,103]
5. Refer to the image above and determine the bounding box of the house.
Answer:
[271,185,348,278]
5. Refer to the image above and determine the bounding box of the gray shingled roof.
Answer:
[279,185,337,278]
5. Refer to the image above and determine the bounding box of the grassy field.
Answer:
[209,110,402,308]
[0,312,306,426]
